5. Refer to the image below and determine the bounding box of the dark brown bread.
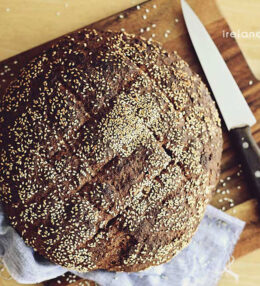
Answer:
[0,29,222,272]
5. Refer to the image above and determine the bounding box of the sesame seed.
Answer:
[0,28,222,272]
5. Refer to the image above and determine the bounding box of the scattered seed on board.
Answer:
[119,14,124,19]
[143,14,147,20]
[146,27,151,32]
[136,5,141,10]
[152,23,157,28]
[145,8,150,13]
[140,28,144,33]
[249,80,253,86]
[175,18,179,23]
[153,4,157,9]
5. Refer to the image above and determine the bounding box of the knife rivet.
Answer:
[242,142,249,149]
[255,170,260,178]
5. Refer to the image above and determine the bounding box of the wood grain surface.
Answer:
[0,0,145,61]
[0,0,259,285]
[216,0,260,80]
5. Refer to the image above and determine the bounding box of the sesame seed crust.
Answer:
[0,29,222,272]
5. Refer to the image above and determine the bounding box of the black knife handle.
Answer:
[230,126,260,201]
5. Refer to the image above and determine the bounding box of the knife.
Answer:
[181,0,260,199]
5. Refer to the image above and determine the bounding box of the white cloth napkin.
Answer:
[0,204,245,286]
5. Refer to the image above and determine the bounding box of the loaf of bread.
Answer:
[0,29,222,272]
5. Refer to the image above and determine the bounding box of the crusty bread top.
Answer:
[0,29,222,272]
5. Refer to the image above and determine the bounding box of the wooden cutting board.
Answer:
[0,0,259,285]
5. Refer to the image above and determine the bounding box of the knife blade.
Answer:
[181,0,260,199]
